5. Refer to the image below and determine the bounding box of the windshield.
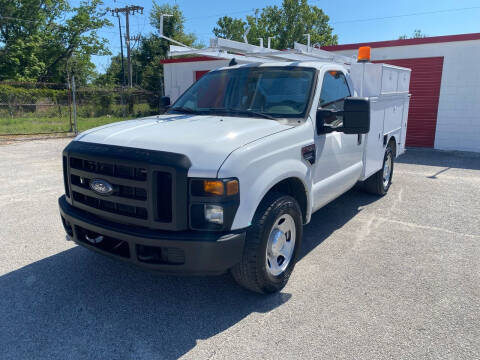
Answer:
[169,66,316,119]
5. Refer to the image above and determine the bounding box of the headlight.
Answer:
[204,204,224,224]
[189,178,240,231]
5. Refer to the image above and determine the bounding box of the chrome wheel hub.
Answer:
[383,153,392,188]
[266,214,296,276]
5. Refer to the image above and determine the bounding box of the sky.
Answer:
[89,0,480,73]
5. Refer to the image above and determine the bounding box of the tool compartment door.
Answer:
[398,96,410,155]
[361,98,385,180]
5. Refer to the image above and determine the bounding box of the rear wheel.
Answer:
[364,144,394,195]
[231,193,302,294]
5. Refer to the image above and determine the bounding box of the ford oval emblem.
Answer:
[89,178,114,196]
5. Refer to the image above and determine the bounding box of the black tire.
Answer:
[364,144,394,195]
[231,193,303,294]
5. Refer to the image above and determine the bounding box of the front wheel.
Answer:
[231,193,303,294]
[364,144,394,195]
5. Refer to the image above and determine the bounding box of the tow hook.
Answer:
[85,234,104,244]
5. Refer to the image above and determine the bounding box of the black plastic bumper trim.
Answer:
[59,196,245,275]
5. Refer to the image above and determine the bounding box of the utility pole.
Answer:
[71,74,78,135]
[125,9,132,87]
[116,14,126,87]
[111,5,144,88]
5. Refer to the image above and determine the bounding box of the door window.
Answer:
[318,71,351,126]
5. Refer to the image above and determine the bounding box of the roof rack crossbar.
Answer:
[167,38,356,65]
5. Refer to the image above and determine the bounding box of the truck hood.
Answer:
[76,114,292,177]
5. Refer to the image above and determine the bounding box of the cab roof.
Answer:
[216,60,348,72]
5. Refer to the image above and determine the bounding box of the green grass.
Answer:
[0,115,128,135]
[0,103,155,135]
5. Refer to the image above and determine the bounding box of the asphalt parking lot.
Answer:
[0,138,479,360]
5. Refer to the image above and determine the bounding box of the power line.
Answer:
[186,9,255,21]
[331,6,480,25]
[0,15,115,32]
[177,4,480,24]
[0,15,67,27]
[0,15,37,24]
[3,4,480,27]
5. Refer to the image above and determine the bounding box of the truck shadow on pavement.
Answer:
[0,188,377,360]
[300,188,377,260]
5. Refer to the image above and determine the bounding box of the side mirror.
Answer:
[160,96,171,107]
[316,109,337,135]
[342,97,370,134]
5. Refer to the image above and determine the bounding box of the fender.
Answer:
[217,123,315,230]
[243,161,312,230]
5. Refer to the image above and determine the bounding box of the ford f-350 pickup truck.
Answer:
[59,49,410,293]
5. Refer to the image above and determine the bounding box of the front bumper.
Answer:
[59,196,245,275]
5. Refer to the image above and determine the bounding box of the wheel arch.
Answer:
[256,177,309,224]
[387,135,397,157]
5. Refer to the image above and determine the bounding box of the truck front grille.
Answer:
[70,173,147,201]
[63,142,191,231]
[69,157,151,225]
[72,191,148,219]
[70,157,147,181]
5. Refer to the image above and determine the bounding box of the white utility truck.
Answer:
[59,40,411,293]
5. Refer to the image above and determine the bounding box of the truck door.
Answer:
[312,70,364,211]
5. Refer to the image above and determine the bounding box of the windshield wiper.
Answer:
[235,109,277,120]
[170,107,277,120]
[169,106,198,114]
[204,108,277,120]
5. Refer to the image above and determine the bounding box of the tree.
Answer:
[0,0,111,84]
[214,16,247,42]
[40,0,111,84]
[150,2,198,48]
[399,29,427,40]
[94,54,124,86]
[213,0,338,49]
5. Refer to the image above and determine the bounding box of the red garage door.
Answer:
[379,57,444,148]
[195,70,209,81]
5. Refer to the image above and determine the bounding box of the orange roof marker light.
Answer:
[357,46,371,62]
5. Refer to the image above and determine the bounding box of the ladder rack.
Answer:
[167,38,355,65]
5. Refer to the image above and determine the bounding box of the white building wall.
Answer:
[164,60,230,102]
[330,40,480,152]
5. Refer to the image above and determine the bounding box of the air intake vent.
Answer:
[63,156,70,198]
[156,171,172,222]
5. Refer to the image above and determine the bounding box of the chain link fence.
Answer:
[0,81,162,136]
[0,82,72,135]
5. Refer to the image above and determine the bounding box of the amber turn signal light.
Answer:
[226,179,239,196]
[203,180,224,196]
[202,179,239,196]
